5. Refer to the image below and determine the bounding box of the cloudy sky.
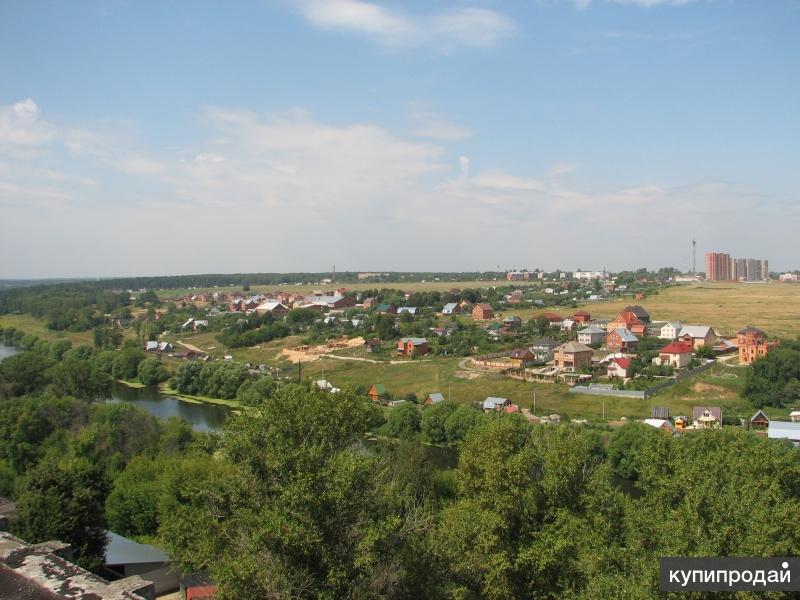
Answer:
[1,0,799,278]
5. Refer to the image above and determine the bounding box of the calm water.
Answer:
[0,343,229,432]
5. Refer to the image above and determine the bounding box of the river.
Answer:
[0,343,229,432]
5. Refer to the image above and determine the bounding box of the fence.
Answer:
[569,360,717,400]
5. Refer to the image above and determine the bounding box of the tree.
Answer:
[383,402,421,439]
[0,351,53,398]
[159,386,392,599]
[14,454,109,572]
[444,405,483,444]
[48,357,112,401]
[421,401,457,444]
[607,421,658,480]
[111,348,146,381]
[106,454,169,538]
[137,356,169,386]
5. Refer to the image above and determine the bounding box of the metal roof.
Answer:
[105,531,169,567]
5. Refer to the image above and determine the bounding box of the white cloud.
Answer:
[0,98,57,156]
[549,161,579,176]
[410,111,472,141]
[293,0,514,50]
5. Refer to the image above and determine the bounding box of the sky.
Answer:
[1,0,799,278]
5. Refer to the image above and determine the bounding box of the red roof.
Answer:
[613,311,640,325]
[659,342,693,355]
[610,357,631,369]
[543,312,562,321]
[504,403,520,413]
[573,310,590,317]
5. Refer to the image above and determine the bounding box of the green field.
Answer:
[0,313,139,347]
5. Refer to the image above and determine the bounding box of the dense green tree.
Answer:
[137,356,169,386]
[106,454,169,538]
[444,404,483,444]
[421,401,458,444]
[111,348,146,380]
[383,402,421,440]
[607,421,659,480]
[14,454,109,571]
[0,351,54,398]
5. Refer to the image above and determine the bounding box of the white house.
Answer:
[441,302,459,315]
[659,321,683,340]
[482,397,510,412]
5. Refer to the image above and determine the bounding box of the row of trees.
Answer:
[744,339,800,407]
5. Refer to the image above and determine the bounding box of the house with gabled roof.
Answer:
[375,303,397,315]
[554,341,594,371]
[692,406,722,429]
[607,328,638,352]
[750,409,769,430]
[737,326,779,364]
[482,397,510,412]
[472,303,494,320]
[368,383,386,402]
[396,337,429,357]
[509,348,536,369]
[441,302,460,315]
[578,325,606,346]
[654,341,693,368]
[573,310,591,323]
[607,311,641,333]
[607,357,631,379]
[623,305,651,323]
[651,406,670,420]
[255,301,289,316]
[644,418,674,434]
[678,325,718,349]
[659,321,683,340]
[425,392,445,405]
[530,337,560,362]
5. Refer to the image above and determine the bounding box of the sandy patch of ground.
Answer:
[178,341,206,354]
[280,336,366,363]
[691,382,735,397]
[455,370,484,380]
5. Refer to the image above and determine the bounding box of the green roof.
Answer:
[370,383,386,394]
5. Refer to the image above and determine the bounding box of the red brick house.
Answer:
[607,311,641,333]
[396,337,429,357]
[606,328,638,352]
[573,310,591,323]
[737,326,779,365]
[472,303,494,320]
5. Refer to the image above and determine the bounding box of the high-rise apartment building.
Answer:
[705,252,770,281]
[705,252,732,281]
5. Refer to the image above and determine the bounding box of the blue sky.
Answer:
[1,0,799,277]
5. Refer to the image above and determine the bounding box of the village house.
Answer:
[560,318,577,332]
[692,406,722,429]
[375,303,397,314]
[529,337,560,362]
[425,392,445,405]
[472,303,494,320]
[255,301,290,316]
[554,341,594,371]
[678,325,718,349]
[653,341,693,368]
[542,312,563,326]
[607,357,631,379]
[509,348,536,369]
[482,397,510,412]
[659,321,683,340]
[506,291,524,304]
[737,326,780,365]
[578,325,606,346]
[606,328,638,352]
[573,310,591,323]
[503,315,522,330]
[623,305,651,323]
[750,409,769,430]
[441,302,460,315]
[306,294,354,312]
[674,416,689,431]
[791,411,800,423]
[396,337,429,357]
[644,418,675,434]
[362,297,376,310]
[363,338,382,353]
[368,383,386,402]
[607,311,641,333]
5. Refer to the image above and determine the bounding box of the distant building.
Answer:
[506,271,532,281]
[705,252,732,281]
[396,337,429,357]
[572,270,608,280]
[578,325,606,346]
[768,422,800,445]
[553,341,594,371]
[737,326,779,364]
[606,328,638,352]
[692,406,722,429]
[472,303,494,320]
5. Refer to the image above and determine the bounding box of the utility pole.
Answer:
[533,392,536,415]
[692,239,697,274]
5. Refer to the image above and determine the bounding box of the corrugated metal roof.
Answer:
[105,531,169,566]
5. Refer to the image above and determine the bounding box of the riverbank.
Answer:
[158,384,242,409]
[116,379,146,389]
